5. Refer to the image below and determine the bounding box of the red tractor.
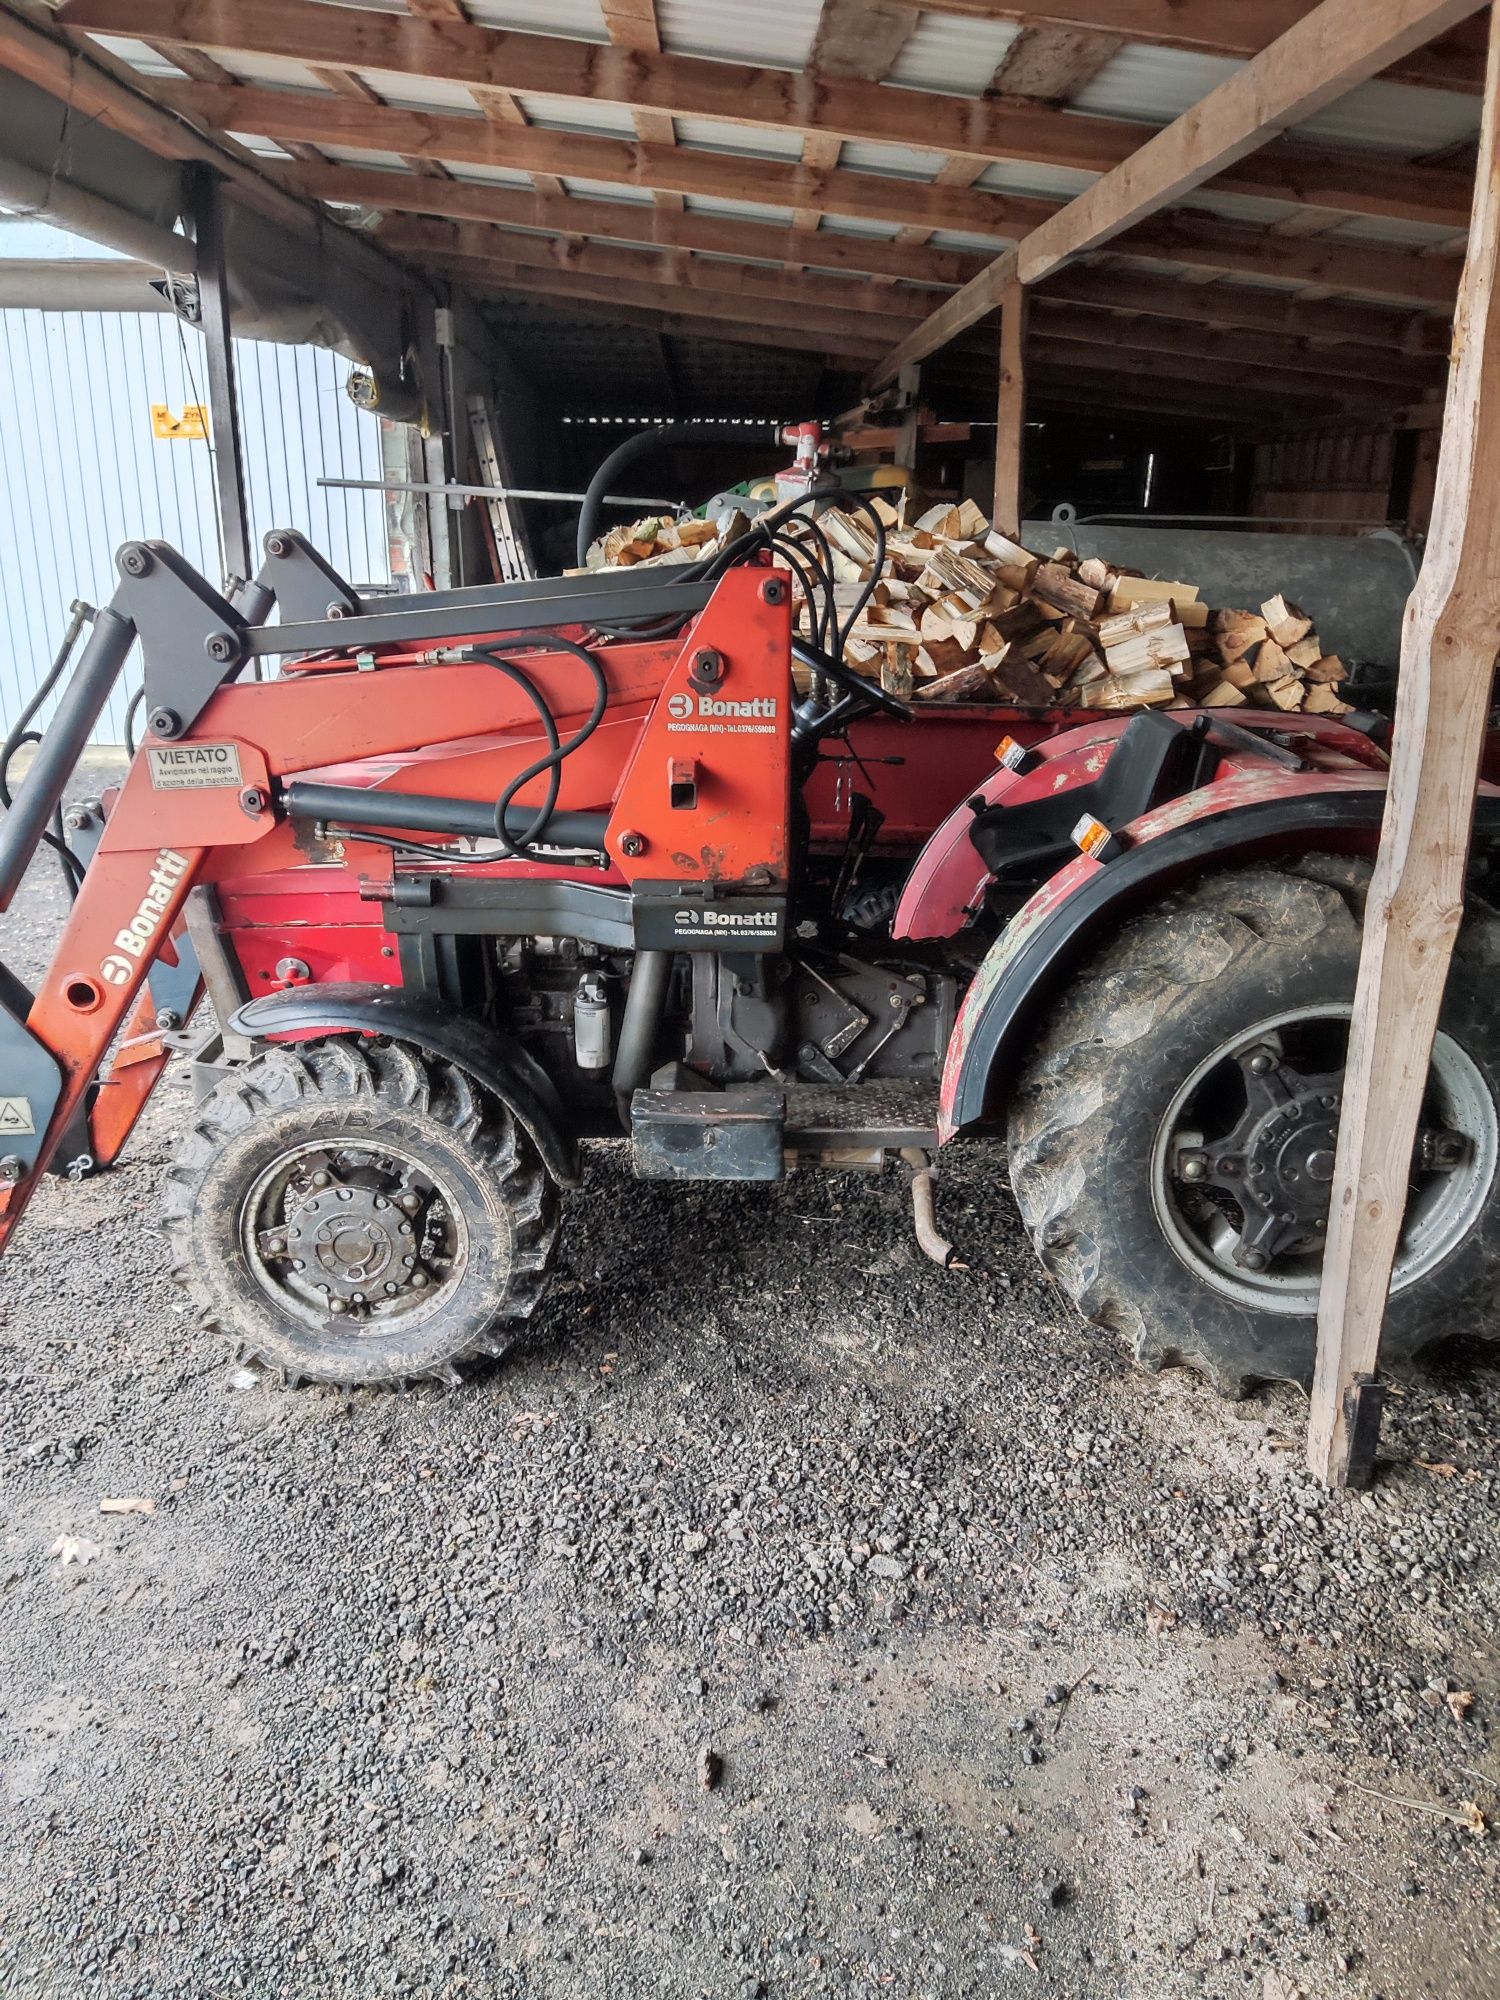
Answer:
[2,489,1497,1402]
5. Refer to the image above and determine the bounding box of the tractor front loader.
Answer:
[3,489,1499,1400]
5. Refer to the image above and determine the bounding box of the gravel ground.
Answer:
[2,781,1498,2000]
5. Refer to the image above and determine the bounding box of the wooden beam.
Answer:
[1031,301,1445,388]
[146,80,1053,239]
[871,0,1484,380]
[1308,4,1500,1489]
[449,262,894,354]
[1019,0,1487,287]
[482,286,872,370]
[840,2,1490,93]
[302,165,983,287]
[58,0,1478,225]
[1043,267,1452,353]
[421,232,946,327]
[994,277,1027,533]
[1116,212,1464,308]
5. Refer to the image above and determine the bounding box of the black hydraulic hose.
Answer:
[473,647,564,857]
[480,633,610,860]
[575,422,771,570]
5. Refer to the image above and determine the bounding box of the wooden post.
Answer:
[894,361,921,472]
[1308,3,1500,1488]
[994,278,1028,535]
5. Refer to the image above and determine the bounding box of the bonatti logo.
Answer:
[100,850,189,986]
[666,690,778,721]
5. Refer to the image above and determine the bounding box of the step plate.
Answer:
[783,1081,939,1161]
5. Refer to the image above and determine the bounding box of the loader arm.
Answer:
[0,534,792,1255]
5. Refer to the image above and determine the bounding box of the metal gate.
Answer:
[0,308,392,742]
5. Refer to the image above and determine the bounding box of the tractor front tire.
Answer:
[1006,856,1500,1395]
[162,1038,560,1387]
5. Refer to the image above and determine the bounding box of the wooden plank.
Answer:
[1016,0,1487,287]
[304,166,982,287]
[994,277,1027,533]
[58,0,1477,223]
[1031,302,1445,388]
[424,231,948,325]
[1308,5,1500,1488]
[871,0,1481,379]
[990,25,1124,102]
[146,80,1053,239]
[1042,267,1452,353]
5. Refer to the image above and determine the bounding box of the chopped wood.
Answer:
[1109,577,1200,611]
[1251,638,1296,684]
[1304,682,1353,714]
[1304,654,1349,685]
[590,495,1357,717]
[1196,677,1249,708]
[1261,593,1314,648]
[1032,563,1103,620]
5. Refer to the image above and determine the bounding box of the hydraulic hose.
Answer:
[575,423,772,569]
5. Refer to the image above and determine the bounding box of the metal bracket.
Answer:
[1339,1373,1387,1490]
[252,528,362,624]
[114,540,248,740]
[0,1000,64,1181]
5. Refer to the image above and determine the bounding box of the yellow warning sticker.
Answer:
[152,404,208,441]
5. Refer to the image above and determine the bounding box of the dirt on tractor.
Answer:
[2,793,1499,2000]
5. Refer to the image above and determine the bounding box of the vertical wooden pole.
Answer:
[993,278,1028,535]
[1308,4,1500,1489]
[894,360,921,471]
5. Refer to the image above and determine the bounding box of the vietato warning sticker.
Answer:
[147,743,243,790]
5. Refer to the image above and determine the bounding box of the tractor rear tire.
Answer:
[162,1037,560,1388]
[1006,856,1500,1396]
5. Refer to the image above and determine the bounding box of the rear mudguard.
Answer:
[230,983,582,1187]
[938,766,1500,1142]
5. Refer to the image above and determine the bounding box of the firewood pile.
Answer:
[587,495,1353,716]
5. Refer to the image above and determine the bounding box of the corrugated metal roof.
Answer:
[466,0,607,39]
[513,93,639,137]
[355,68,484,112]
[976,161,1095,203]
[835,140,944,182]
[673,117,804,161]
[1068,46,1244,123]
[926,227,1013,256]
[441,161,542,188]
[884,13,1022,97]
[1290,78,1483,157]
[560,176,653,203]
[818,216,901,241]
[655,0,823,71]
[684,194,797,227]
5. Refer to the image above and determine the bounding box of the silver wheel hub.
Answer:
[1152,1005,1498,1314]
[242,1145,462,1330]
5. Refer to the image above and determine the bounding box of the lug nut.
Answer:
[1248,1052,1273,1075]
[1179,1157,1207,1183]
[398,1191,421,1213]
[1241,1248,1269,1272]
[266,1235,287,1256]
[327,1296,348,1315]
[311,1171,330,1189]
[410,1269,429,1289]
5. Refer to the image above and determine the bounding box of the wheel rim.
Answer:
[240,1137,471,1334]
[1150,1004,1498,1316]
